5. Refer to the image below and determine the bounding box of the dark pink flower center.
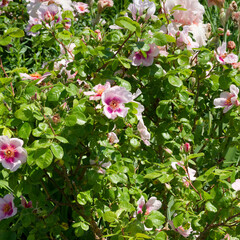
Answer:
[0,145,17,163]
[3,202,13,216]
[224,94,234,106]
[109,99,120,110]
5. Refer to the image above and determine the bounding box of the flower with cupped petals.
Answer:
[128,0,156,21]
[0,194,17,221]
[213,84,240,113]
[37,4,61,24]
[108,132,119,144]
[0,136,27,172]
[215,42,238,64]
[169,220,192,238]
[101,86,133,119]
[21,196,33,208]
[72,2,89,14]
[84,82,111,101]
[135,196,162,216]
[232,179,240,191]
[130,43,159,67]
[20,72,51,84]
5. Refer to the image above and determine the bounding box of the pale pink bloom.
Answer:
[25,17,42,36]
[171,162,196,181]
[215,42,238,64]
[108,132,119,144]
[0,194,17,220]
[21,196,33,208]
[90,160,111,174]
[37,4,61,24]
[232,179,240,191]
[214,84,240,113]
[72,2,89,14]
[232,62,240,71]
[98,0,113,13]
[158,46,169,57]
[135,196,162,216]
[20,72,51,84]
[128,0,156,21]
[137,120,150,146]
[165,0,205,26]
[130,43,159,67]
[169,220,192,238]
[84,82,111,101]
[0,136,27,172]
[101,86,133,119]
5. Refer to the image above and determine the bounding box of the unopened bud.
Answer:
[220,8,226,26]
[183,143,191,153]
[227,41,236,50]
[52,114,61,124]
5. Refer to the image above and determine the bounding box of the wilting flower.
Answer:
[171,162,196,182]
[21,196,33,208]
[0,136,27,172]
[108,132,119,144]
[101,86,133,119]
[208,0,225,8]
[72,2,89,14]
[0,194,17,221]
[90,160,111,174]
[213,84,240,113]
[0,0,12,7]
[130,43,159,67]
[135,196,162,216]
[84,82,111,101]
[169,220,193,238]
[128,0,156,21]
[97,0,113,13]
[232,179,240,191]
[20,72,51,84]
[137,120,150,146]
[215,42,238,64]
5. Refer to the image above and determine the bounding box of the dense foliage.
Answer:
[0,0,240,239]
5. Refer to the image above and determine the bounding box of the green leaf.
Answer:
[155,231,167,240]
[153,32,167,46]
[5,28,24,38]
[130,138,140,148]
[147,211,165,228]
[103,211,117,223]
[35,148,53,169]
[187,153,204,159]
[62,10,74,20]
[144,171,162,179]
[168,75,182,87]
[50,142,64,159]
[65,115,77,126]
[14,104,39,122]
[30,24,42,33]
[55,136,69,143]
[173,213,184,228]
[57,30,72,40]
[0,36,12,46]
[47,84,65,102]
[205,201,217,212]
[0,77,12,85]
[18,122,32,139]
[135,233,151,239]
[115,17,140,36]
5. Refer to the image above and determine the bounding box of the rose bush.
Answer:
[0,0,240,239]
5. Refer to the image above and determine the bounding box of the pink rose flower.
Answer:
[97,0,113,13]
[137,120,150,146]
[37,4,61,24]
[101,86,133,119]
[0,136,27,172]
[90,160,111,174]
[213,84,240,113]
[72,2,89,14]
[171,161,196,182]
[135,196,162,216]
[130,43,159,67]
[232,179,240,191]
[169,220,192,238]
[84,82,111,101]
[215,42,238,64]
[0,194,17,221]
[20,72,51,84]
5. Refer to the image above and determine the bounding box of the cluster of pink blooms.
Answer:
[25,0,90,36]
[84,83,150,145]
[0,136,27,172]
[164,0,207,48]
[214,84,240,113]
